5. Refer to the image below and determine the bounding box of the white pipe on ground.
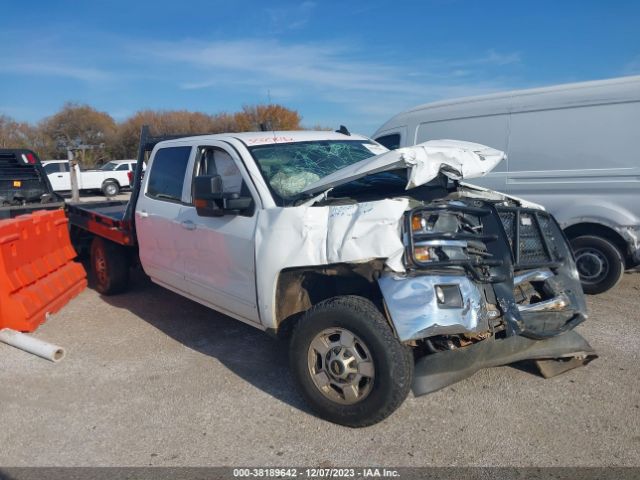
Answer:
[0,328,66,362]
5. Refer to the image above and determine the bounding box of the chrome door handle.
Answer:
[138,210,149,218]
[181,220,196,230]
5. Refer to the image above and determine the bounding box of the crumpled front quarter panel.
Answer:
[254,198,409,329]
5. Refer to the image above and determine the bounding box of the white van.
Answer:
[373,75,640,294]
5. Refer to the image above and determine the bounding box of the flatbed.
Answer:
[66,200,133,246]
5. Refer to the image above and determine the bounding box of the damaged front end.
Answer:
[378,197,597,396]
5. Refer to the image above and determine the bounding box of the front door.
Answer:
[178,142,260,324]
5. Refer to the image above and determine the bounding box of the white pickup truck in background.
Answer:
[42,159,139,196]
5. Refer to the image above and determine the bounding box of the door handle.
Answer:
[181,220,196,231]
[138,210,149,218]
[57,175,63,178]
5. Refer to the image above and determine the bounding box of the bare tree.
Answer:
[41,102,116,167]
[234,104,302,132]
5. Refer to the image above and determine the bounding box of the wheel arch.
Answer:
[564,222,629,262]
[273,261,388,339]
[101,177,121,188]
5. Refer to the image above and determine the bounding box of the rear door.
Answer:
[177,142,261,324]
[136,145,193,293]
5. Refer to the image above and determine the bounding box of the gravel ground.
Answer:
[0,269,638,467]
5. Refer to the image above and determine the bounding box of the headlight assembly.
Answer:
[406,205,495,272]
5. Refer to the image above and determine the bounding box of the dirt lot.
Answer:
[1,267,639,467]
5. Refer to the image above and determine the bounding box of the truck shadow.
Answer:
[92,267,311,415]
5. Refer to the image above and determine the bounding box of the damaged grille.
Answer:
[497,207,563,269]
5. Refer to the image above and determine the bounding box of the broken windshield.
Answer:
[248,140,383,202]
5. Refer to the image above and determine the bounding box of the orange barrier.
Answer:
[0,209,87,332]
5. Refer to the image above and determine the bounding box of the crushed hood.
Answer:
[300,139,506,195]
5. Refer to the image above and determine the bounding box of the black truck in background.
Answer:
[0,149,65,219]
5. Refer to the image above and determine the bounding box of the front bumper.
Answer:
[378,266,587,343]
[378,260,593,395]
[378,273,491,342]
[412,329,597,396]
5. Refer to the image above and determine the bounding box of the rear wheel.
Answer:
[102,181,119,197]
[289,296,413,427]
[570,235,624,294]
[90,237,130,295]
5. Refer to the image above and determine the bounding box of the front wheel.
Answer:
[570,235,624,294]
[289,296,413,427]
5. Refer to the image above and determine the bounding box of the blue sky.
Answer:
[1,0,639,135]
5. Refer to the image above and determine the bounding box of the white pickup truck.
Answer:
[42,159,137,196]
[67,126,596,427]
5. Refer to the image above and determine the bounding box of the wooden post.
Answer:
[68,148,80,203]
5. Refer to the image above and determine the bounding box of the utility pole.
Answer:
[67,148,80,203]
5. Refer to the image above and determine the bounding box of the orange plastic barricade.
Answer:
[0,209,87,332]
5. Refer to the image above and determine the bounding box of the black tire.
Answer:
[289,295,413,427]
[570,235,624,295]
[102,181,119,197]
[90,237,130,295]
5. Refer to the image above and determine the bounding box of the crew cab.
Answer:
[43,159,138,197]
[67,126,596,427]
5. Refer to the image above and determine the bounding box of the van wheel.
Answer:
[289,296,413,427]
[102,181,119,197]
[90,237,130,295]
[570,235,624,294]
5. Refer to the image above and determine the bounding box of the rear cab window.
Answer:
[146,146,192,203]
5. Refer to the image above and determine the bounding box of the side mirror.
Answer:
[194,175,224,217]
[194,175,223,199]
[193,175,253,217]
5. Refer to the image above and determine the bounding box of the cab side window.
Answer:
[195,147,244,195]
[193,147,255,216]
[43,163,60,174]
[147,146,191,203]
[116,163,129,171]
